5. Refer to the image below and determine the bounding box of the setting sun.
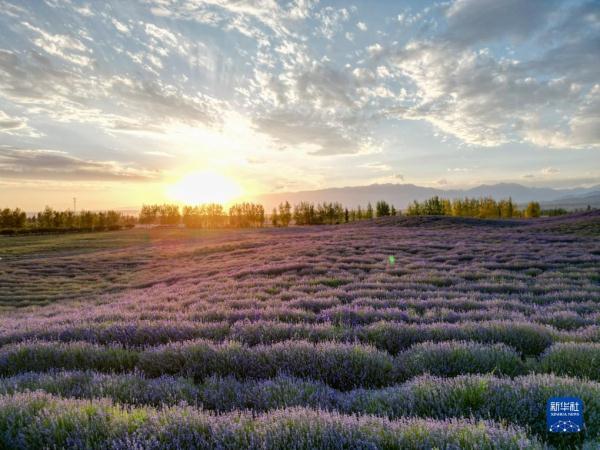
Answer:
[166,171,242,205]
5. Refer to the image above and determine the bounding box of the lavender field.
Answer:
[0,212,599,449]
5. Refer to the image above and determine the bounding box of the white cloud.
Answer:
[357,21,367,31]
[445,0,558,46]
[145,23,178,47]
[0,110,27,132]
[385,40,594,148]
[112,18,130,35]
[21,21,92,66]
[0,146,158,181]
[541,167,560,175]
[366,43,383,56]
[74,4,94,17]
[316,6,350,39]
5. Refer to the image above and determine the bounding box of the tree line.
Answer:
[289,201,397,225]
[0,207,135,234]
[139,203,265,228]
[1,197,576,234]
[109,201,395,229]
[405,196,542,218]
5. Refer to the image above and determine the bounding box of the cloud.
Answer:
[316,6,350,39]
[0,110,40,137]
[145,23,178,47]
[541,167,560,175]
[444,0,559,46]
[146,0,315,39]
[361,162,391,171]
[143,151,174,158]
[253,112,364,156]
[366,43,383,56]
[0,110,26,131]
[0,146,159,181]
[294,63,358,109]
[0,50,222,132]
[74,4,94,17]
[21,21,92,66]
[245,59,380,155]
[384,36,596,148]
[522,84,600,149]
[106,76,222,128]
[112,18,130,35]
[0,0,597,195]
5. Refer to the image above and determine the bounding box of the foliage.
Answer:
[538,342,600,381]
[525,201,542,218]
[0,392,541,450]
[376,200,391,217]
[407,196,528,218]
[182,204,227,228]
[229,203,265,227]
[0,212,598,446]
[0,206,130,231]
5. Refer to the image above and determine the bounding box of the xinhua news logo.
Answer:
[547,397,584,433]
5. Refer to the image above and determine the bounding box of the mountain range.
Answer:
[256,183,600,210]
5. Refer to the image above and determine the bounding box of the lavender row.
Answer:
[5,297,600,334]
[0,392,541,449]
[2,320,597,357]
[1,371,596,444]
[2,340,599,388]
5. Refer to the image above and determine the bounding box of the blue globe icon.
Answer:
[549,420,581,433]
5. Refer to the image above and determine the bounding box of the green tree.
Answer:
[525,201,541,218]
[406,201,420,216]
[376,201,390,217]
[278,201,292,227]
[365,202,374,219]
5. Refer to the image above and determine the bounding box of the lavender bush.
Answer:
[0,212,598,447]
[0,392,542,449]
[538,342,600,380]
[396,341,526,379]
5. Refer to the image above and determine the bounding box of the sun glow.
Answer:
[166,171,242,205]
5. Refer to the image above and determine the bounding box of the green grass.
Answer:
[0,227,261,308]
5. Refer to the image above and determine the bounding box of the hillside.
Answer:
[0,213,599,447]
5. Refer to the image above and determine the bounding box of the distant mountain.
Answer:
[256,183,600,210]
[539,191,600,210]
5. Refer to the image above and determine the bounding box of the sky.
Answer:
[0,0,599,210]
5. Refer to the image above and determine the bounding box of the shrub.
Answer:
[0,321,230,347]
[538,342,600,380]
[396,341,526,379]
[0,392,541,449]
[344,374,599,446]
[230,321,340,345]
[2,372,598,445]
[0,341,138,376]
[360,321,558,356]
[139,340,396,390]
[0,370,199,407]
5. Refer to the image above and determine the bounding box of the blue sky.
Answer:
[0,0,598,209]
